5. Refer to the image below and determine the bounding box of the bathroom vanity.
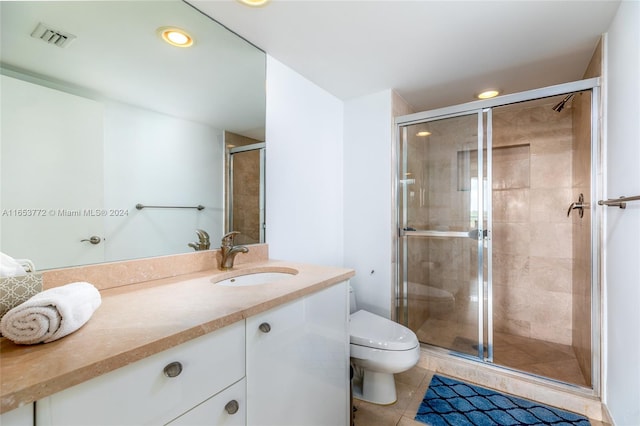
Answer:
[0,255,353,426]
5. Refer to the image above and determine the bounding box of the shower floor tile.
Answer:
[493,331,589,387]
[416,319,589,387]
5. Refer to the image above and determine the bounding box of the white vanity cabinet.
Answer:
[36,321,245,426]
[246,281,350,426]
[0,403,34,426]
[32,280,350,426]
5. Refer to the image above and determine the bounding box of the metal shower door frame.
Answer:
[394,77,602,394]
[397,108,489,361]
[229,142,266,243]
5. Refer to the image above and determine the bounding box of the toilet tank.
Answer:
[349,285,356,314]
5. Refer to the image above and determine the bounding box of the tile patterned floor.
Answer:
[352,366,434,426]
[352,365,609,426]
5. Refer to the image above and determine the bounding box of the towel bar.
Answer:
[597,195,640,209]
[135,204,205,211]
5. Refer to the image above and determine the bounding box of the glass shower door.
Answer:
[398,111,489,359]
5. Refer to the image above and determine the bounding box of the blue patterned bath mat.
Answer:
[415,375,590,425]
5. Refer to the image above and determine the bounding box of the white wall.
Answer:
[0,75,105,270]
[265,56,344,266]
[604,1,640,424]
[103,101,224,262]
[343,91,394,317]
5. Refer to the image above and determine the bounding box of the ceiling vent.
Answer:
[30,22,76,48]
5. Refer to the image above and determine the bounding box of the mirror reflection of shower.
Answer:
[225,131,266,246]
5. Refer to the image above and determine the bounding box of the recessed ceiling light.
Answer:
[416,131,431,137]
[477,89,500,99]
[237,0,270,6]
[158,27,193,48]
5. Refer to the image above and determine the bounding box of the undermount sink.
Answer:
[212,268,298,286]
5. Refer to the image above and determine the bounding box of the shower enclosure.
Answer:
[227,141,265,245]
[395,79,600,390]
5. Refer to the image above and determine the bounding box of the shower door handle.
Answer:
[401,229,469,238]
[467,229,488,240]
[567,193,587,218]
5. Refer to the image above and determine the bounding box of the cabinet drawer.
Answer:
[37,321,245,426]
[166,378,245,426]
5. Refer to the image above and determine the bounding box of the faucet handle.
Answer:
[196,229,210,242]
[221,231,241,247]
[195,229,210,248]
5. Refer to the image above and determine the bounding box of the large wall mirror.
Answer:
[0,1,266,271]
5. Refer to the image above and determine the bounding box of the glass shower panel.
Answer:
[399,112,486,359]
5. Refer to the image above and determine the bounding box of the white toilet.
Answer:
[349,286,420,405]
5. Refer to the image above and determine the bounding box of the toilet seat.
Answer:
[350,310,418,351]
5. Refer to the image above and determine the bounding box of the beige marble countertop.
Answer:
[0,260,354,414]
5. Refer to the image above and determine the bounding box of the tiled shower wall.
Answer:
[571,91,592,385]
[492,101,574,345]
[570,37,601,386]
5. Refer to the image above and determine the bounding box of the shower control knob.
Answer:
[259,322,271,333]
[224,400,239,415]
[163,361,183,378]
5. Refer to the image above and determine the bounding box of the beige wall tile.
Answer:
[493,189,530,223]
[529,188,574,223]
[530,150,572,189]
[493,223,530,255]
[492,254,530,288]
[529,223,572,258]
[530,256,572,293]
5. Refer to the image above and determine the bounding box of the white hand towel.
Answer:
[0,252,27,277]
[0,282,101,345]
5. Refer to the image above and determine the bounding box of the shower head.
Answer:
[552,93,575,112]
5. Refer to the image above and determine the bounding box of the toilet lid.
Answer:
[350,310,418,351]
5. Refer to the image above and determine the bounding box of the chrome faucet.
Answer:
[188,229,211,251]
[219,231,249,270]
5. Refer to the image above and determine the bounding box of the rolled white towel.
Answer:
[0,282,101,345]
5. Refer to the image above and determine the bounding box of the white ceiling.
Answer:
[189,0,621,112]
[0,1,266,139]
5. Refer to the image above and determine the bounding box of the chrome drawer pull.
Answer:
[259,322,271,333]
[225,400,239,415]
[163,361,183,378]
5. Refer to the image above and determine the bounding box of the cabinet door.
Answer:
[36,321,245,426]
[0,403,33,426]
[166,378,245,426]
[246,281,349,426]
